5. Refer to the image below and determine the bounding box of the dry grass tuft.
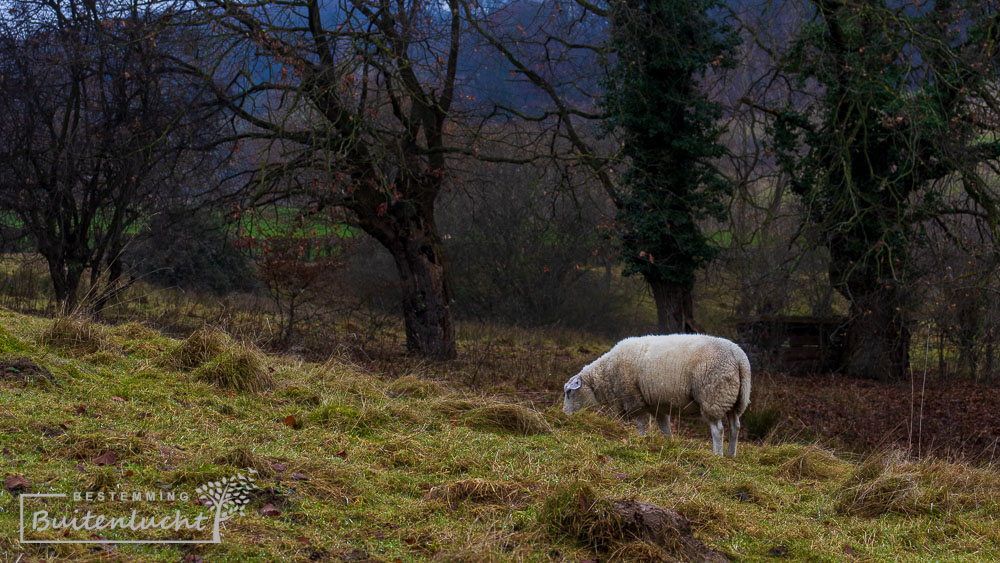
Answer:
[386,374,443,398]
[423,478,531,509]
[110,321,160,341]
[461,403,551,435]
[836,449,921,516]
[59,432,148,461]
[538,481,626,551]
[168,327,230,370]
[916,458,1000,513]
[309,399,388,435]
[214,445,275,477]
[40,316,113,356]
[193,343,274,393]
[544,407,630,440]
[433,396,486,416]
[777,445,847,481]
[539,482,727,561]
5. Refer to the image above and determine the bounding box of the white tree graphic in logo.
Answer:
[194,469,258,543]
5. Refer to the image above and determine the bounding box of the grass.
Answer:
[0,308,998,561]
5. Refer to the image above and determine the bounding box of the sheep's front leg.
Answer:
[655,411,671,440]
[634,414,649,436]
[709,420,724,455]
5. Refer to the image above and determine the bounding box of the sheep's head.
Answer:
[562,373,596,414]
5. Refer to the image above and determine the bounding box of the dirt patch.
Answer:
[611,499,729,562]
[0,358,52,383]
[540,482,728,561]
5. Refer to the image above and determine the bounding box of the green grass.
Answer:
[0,309,998,561]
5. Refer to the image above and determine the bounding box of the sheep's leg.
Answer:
[726,411,741,458]
[634,414,649,436]
[655,411,671,440]
[709,420,724,455]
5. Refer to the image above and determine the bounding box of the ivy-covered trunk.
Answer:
[829,239,911,382]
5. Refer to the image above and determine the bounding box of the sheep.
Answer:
[562,334,751,457]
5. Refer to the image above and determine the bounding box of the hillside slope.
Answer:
[0,310,997,561]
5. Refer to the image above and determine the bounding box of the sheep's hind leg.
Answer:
[634,414,649,436]
[655,411,671,440]
[709,420,724,455]
[725,411,740,458]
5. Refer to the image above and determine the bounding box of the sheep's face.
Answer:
[562,374,595,414]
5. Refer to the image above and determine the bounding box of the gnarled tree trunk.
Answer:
[361,206,456,360]
[648,278,695,334]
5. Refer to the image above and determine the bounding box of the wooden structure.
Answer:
[736,316,848,375]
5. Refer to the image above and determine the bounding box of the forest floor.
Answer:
[1,309,998,561]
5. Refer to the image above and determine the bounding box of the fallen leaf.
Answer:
[335,449,348,459]
[75,405,87,415]
[4,474,30,492]
[182,554,203,563]
[614,473,627,480]
[843,545,857,556]
[296,536,311,545]
[272,462,286,472]
[93,450,118,466]
[283,415,298,428]
[111,396,125,402]
[259,503,281,517]
[291,472,308,481]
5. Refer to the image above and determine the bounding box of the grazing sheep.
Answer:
[562,334,751,457]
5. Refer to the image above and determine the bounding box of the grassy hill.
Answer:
[0,310,998,561]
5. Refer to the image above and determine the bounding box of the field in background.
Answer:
[1,252,1000,463]
[0,310,998,561]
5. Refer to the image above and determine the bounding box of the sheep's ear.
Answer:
[566,375,582,390]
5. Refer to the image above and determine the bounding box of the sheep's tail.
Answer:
[732,349,752,416]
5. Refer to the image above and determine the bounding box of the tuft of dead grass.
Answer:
[423,478,531,509]
[544,407,629,440]
[461,403,551,435]
[193,343,274,393]
[433,396,486,416]
[777,445,847,481]
[538,481,626,551]
[214,445,275,477]
[168,327,230,370]
[40,316,113,356]
[58,432,149,462]
[386,374,443,398]
[916,458,1000,513]
[309,398,388,435]
[539,482,728,561]
[836,449,921,516]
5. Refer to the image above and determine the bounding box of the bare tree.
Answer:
[0,0,219,313]
[188,0,465,359]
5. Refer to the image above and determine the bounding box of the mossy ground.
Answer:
[0,309,998,561]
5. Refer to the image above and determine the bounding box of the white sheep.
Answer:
[562,334,751,457]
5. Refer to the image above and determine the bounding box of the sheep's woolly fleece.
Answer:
[570,334,750,421]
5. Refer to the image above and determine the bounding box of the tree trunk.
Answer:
[362,209,456,360]
[843,290,911,381]
[648,277,695,334]
[45,257,84,315]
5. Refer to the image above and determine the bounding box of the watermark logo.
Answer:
[18,470,258,545]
